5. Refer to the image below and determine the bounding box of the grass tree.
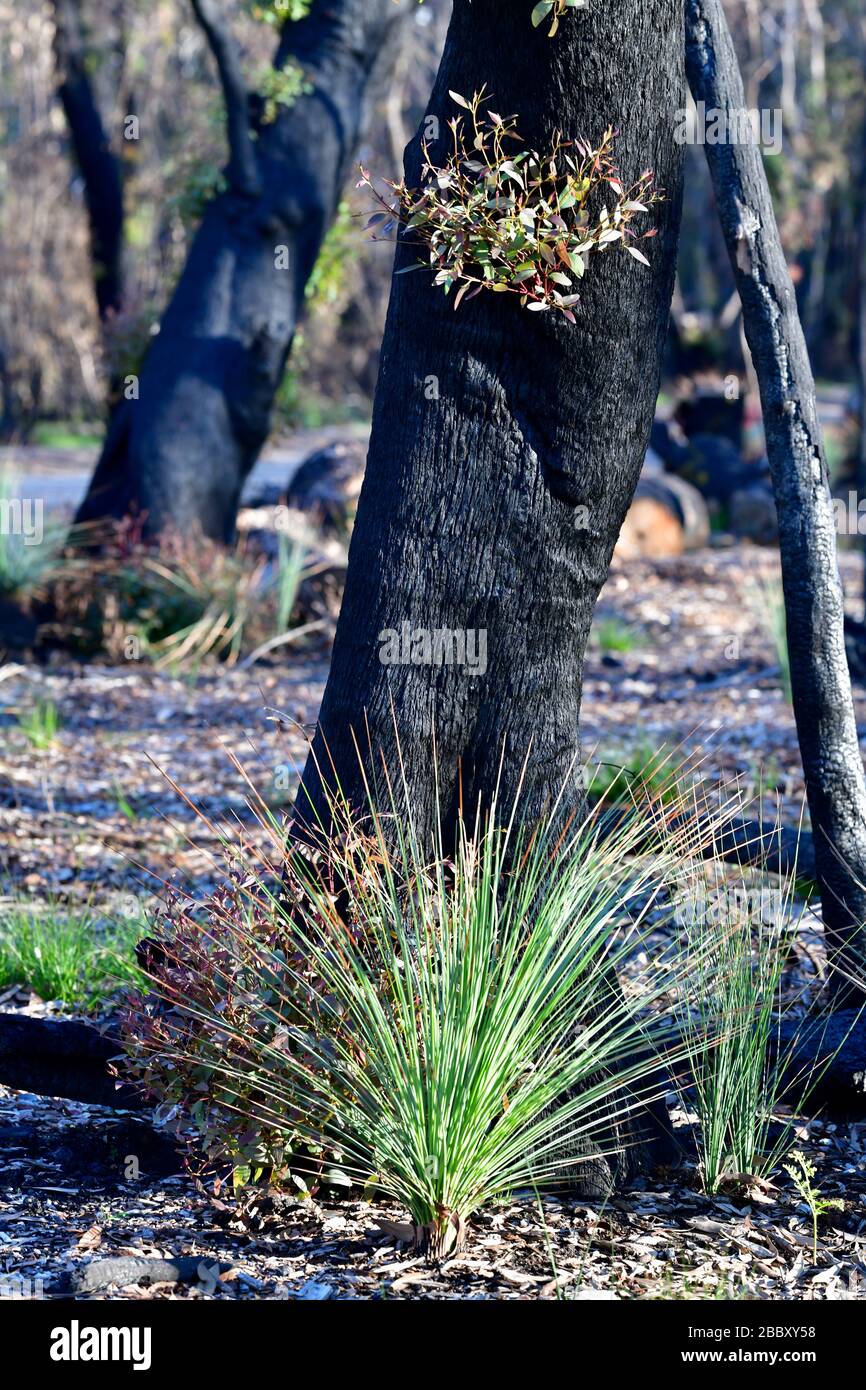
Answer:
[123,773,719,1259]
[296,0,685,849]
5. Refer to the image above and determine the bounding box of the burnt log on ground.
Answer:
[776,1010,866,1113]
[0,1013,141,1109]
[595,806,815,881]
[616,473,710,558]
[285,438,368,535]
[48,1256,233,1300]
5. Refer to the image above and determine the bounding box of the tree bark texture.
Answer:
[686,0,866,998]
[296,0,685,852]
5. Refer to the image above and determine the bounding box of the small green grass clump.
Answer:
[679,860,846,1193]
[0,898,143,1011]
[592,616,642,654]
[16,697,62,749]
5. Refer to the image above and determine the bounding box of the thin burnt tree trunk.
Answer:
[296,0,685,854]
[51,0,125,325]
[686,0,866,1001]
[75,0,406,543]
[858,163,866,621]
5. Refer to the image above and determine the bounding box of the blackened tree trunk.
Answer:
[296,0,684,852]
[686,0,866,1000]
[75,0,406,543]
[858,150,866,621]
[51,0,125,325]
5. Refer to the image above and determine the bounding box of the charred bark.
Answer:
[75,0,406,542]
[296,0,685,853]
[51,0,125,325]
[0,1013,141,1108]
[685,0,866,1000]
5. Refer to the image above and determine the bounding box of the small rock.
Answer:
[296,1280,334,1300]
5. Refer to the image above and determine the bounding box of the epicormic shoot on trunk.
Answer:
[359,90,663,322]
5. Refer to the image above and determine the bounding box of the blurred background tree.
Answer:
[0,0,449,446]
[2,1,865,483]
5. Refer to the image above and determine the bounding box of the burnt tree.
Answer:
[51,0,125,325]
[296,0,685,851]
[76,0,407,542]
[686,0,866,1000]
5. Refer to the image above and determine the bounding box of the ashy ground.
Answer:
[1,544,865,1300]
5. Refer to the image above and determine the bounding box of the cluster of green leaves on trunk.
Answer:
[360,91,662,319]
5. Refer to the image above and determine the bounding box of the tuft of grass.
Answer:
[16,697,62,749]
[0,898,143,1011]
[678,853,848,1192]
[48,525,316,668]
[592,616,642,655]
[751,573,792,705]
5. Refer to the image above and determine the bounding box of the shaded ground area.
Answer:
[0,1087,863,1301]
